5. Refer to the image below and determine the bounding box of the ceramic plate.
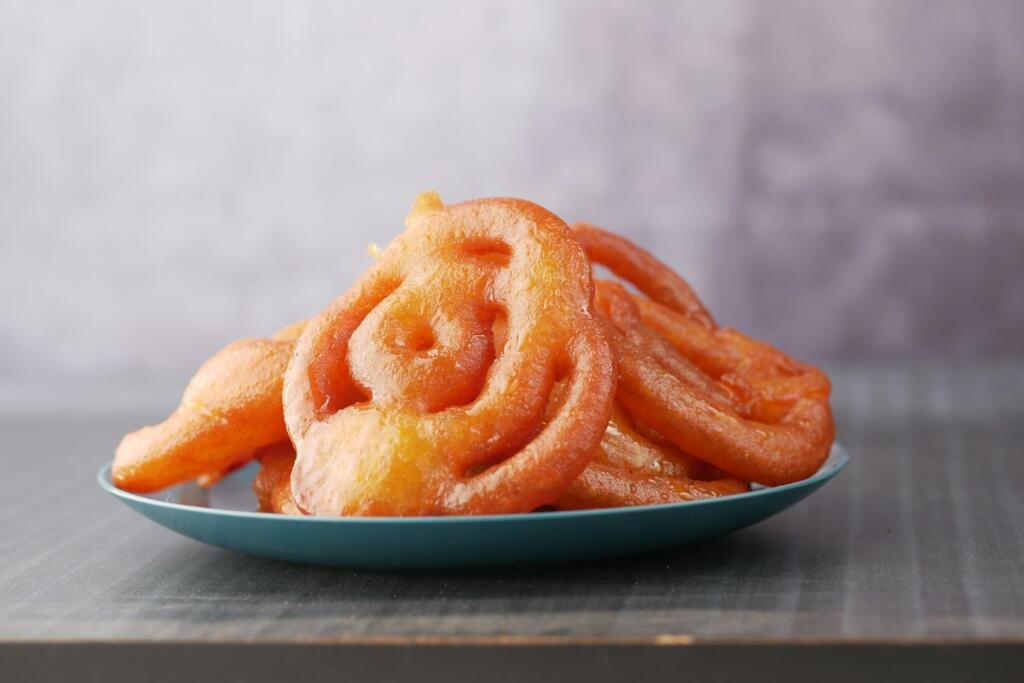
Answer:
[99,444,848,569]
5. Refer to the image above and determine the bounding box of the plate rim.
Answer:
[98,444,849,525]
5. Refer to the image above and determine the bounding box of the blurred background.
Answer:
[2,0,1022,397]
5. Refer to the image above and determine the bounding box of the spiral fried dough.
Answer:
[573,222,716,329]
[284,192,615,516]
[556,401,748,509]
[598,277,833,486]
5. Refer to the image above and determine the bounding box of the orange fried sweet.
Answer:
[113,321,305,493]
[591,251,833,486]
[574,223,832,486]
[252,442,301,515]
[558,460,749,509]
[553,221,827,508]
[574,222,716,330]
[489,311,737,510]
[283,192,615,516]
[556,402,749,509]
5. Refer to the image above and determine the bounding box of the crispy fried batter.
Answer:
[112,322,305,493]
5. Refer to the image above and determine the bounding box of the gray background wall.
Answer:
[2,0,1022,388]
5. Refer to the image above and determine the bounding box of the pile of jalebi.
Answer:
[113,193,833,515]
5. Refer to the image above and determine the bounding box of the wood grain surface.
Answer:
[1,361,1022,681]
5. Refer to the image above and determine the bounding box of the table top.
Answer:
[2,360,1022,681]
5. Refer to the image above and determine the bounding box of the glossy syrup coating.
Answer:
[112,321,305,493]
[283,192,615,516]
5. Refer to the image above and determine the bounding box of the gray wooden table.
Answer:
[1,361,1022,682]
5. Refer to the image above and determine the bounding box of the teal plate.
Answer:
[98,445,848,569]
